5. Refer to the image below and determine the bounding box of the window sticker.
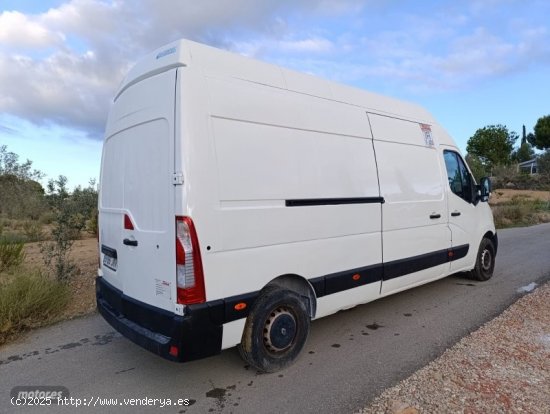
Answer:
[420,124,434,147]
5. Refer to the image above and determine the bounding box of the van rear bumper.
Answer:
[96,277,222,362]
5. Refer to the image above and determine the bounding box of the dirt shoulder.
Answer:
[358,282,550,413]
[23,237,98,318]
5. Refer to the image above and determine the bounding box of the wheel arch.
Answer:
[482,230,498,255]
[262,274,317,319]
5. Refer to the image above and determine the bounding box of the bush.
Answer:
[40,239,79,284]
[491,164,519,188]
[22,220,45,242]
[41,176,85,282]
[39,211,55,225]
[490,161,550,191]
[491,196,550,228]
[86,208,98,236]
[538,150,550,177]
[0,237,25,272]
[0,269,69,345]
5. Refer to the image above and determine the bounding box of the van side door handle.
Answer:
[429,213,441,219]
[123,238,138,247]
[451,211,461,217]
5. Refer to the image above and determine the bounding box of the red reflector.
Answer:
[234,302,247,311]
[448,250,454,257]
[169,345,179,357]
[124,214,134,230]
[352,273,361,281]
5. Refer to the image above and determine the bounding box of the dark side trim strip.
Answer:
[195,244,469,323]
[383,248,449,280]
[312,264,384,298]
[285,197,385,207]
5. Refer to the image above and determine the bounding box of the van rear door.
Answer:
[99,69,177,312]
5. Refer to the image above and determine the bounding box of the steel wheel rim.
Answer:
[263,307,297,353]
[481,248,492,272]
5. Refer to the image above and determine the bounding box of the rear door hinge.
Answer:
[172,172,184,185]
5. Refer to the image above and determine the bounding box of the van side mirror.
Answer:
[479,177,491,202]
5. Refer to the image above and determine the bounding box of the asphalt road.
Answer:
[2,223,550,414]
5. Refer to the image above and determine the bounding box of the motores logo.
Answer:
[11,386,69,404]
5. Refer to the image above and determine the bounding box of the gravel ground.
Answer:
[358,282,550,414]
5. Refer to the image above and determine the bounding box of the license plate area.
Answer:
[101,244,118,271]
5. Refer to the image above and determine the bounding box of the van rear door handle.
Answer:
[451,211,461,217]
[123,238,138,247]
[429,213,441,219]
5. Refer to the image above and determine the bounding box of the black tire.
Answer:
[471,238,496,281]
[238,286,310,373]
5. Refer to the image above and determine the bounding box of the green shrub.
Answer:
[39,211,55,225]
[40,240,78,284]
[0,237,25,272]
[0,269,69,345]
[492,197,550,228]
[86,208,98,236]
[22,220,45,242]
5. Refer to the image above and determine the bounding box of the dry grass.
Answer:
[0,267,69,345]
[490,189,550,205]
[0,236,98,346]
[490,189,550,229]
[0,238,25,272]
[23,237,99,318]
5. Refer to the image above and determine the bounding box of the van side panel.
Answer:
[198,74,383,337]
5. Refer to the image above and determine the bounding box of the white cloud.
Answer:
[0,1,304,138]
[0,0,549,138]
[0,11,64,49]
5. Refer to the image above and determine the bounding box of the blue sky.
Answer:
[1,0,549,189]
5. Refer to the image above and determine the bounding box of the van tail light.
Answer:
[175,216,206,304]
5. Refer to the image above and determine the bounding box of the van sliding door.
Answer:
[367,113,452,295]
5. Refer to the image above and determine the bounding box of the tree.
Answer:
[466,125,518,169]
[0,145,46,219]
[533,115,550,150]
[41,176,98,282]
[464,153,488,182]
[537,150,550,178]
[0,145,43,181]
[512,142,535,163]
[41,176,81,282]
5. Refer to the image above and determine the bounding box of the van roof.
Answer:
[116,39,434,124]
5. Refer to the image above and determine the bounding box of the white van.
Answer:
[97,39,497,372]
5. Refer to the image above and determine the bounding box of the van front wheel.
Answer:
[471,238,496,281]
[238,286,310,372]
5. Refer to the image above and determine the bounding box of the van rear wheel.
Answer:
[238,286,310,372]
[471,238,495,281]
